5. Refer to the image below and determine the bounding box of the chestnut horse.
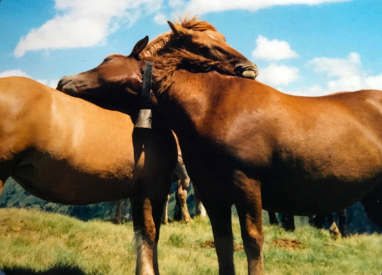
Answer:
[58,44,382,274]
[0,75,177,275]
[59,17,257,227]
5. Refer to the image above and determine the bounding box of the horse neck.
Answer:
[153,70,218,139]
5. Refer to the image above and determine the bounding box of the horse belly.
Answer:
[13,151,135,205]
[261,168,382,215]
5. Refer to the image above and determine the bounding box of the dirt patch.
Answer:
[271,238,302,250]
[201,240,244,251]
[234,243,244,252]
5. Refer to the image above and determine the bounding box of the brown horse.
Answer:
[59,17,257,227]
[0,75,177,275]
[57,44,382,274]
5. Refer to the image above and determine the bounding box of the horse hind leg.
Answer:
[0,179,4,196]
[193,184,206,217]
[177,178,192,223]
[337,209,349,237]
[361,183,382,230]
[327,214,341,240]
[234,171,264,275]
[281,214,295,231]
[204,200,235,275]
[0,160,14,196]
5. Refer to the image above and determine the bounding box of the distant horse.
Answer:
[0,76,177,275]
[268,210,349,238]
[162,147,207,224]
[58,40,382,275]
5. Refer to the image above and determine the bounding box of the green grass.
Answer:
[1,208,381,275]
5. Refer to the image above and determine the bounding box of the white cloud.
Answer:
[0,69,58,88]
[365,74,382,89]
[0,69,30,78]
[308,52,361,78]
[252,35,298,61]
[169,0,187,9]
[14,0,163,57]
[307,52,382,93]
[183,0,351,15]
[257,63,299,86]
[281,85,330,96]
[282,53,382,97]
[37,79,59,88]
[153,12,168,25]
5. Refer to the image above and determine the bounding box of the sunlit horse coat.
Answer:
[58,46,382,275]
[0,76,177,275]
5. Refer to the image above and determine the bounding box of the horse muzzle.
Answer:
[56,77,79,96]
[234,63,259,80]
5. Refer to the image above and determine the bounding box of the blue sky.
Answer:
[1,0,382,96]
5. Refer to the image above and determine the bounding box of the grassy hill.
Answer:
[1,208,381,275]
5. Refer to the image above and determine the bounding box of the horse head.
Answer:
[141,17,258,79]
[57,37,149,115]
[57,17,258,109]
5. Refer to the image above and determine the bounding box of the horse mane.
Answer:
[143,49,235,94]
[139,16,217,59]
[140,16,234,93]
[178,16,217,32]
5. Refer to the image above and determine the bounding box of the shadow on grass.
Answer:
[1,264,88,275]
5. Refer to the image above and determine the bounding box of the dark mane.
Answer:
[143,49,235,94]
[139,16,217,59]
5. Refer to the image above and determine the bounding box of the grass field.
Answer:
[0,208,381,275]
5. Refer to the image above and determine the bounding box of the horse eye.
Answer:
[103,57,112,63]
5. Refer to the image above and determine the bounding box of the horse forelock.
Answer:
[143,49,234,94]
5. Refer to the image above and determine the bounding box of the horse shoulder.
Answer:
[0,77,53,157]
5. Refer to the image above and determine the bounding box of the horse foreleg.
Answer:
[177,178,192,223]
[204,200,235,275]
[311,214,326,229]
[131,197,158,275]
[234,171,264,275]
[112,199,124,224]
[268,211,279,226]
[161,194,170,224]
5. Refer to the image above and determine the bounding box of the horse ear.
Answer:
[167,21,188,38]
[129,36,149,59]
